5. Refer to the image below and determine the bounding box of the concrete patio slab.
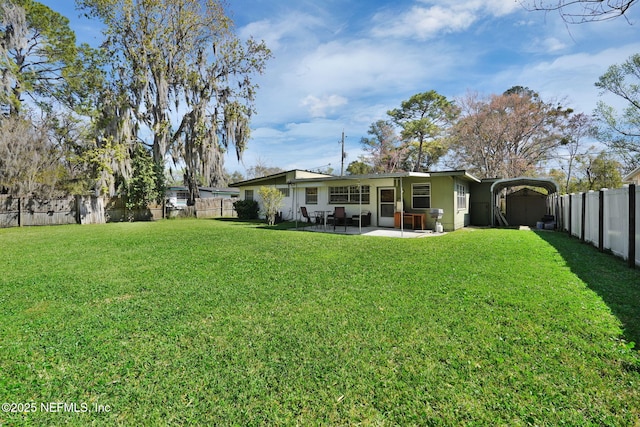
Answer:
[295,225,446,238]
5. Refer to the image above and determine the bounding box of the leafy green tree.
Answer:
[257,186,283,226]
[0,0,103,115]
[78,0,272,205]
[360,120,405,173]
[595,53,640,172]
[346,160,373,175]
[124,143,165,210]
[577,151,622,191]
[388,90,458,172]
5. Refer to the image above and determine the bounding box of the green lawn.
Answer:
[1,219,639,426]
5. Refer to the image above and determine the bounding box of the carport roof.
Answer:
[490,177,559,195]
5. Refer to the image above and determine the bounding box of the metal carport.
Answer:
[490,177,560,227]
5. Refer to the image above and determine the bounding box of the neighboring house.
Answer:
[231,169,480,232]
[623,166,640,186]
[166,186,239,207]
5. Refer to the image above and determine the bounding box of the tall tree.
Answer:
[78,0,272,204]
[360,119,405,173]
[451,88,573,179]
[0,0,100,115]
[560,113,597,192]
[346,160,373,175]
[521,0,637,23]
[0,114,63,197]
[388,90,458,172]
[595,53,640,172]
[576,151,623,191]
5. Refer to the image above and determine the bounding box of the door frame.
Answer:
[378,186,396,227]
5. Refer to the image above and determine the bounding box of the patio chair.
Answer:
[300,206,311,223]
[352,210,371,227]
[329,206,347,231]
[300,206,315,225]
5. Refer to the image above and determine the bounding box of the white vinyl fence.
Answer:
[549,184,639,268]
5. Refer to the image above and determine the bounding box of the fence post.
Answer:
[75,195,81,224]
[629,184,636,269]
[581,192,586,242]
[568,194,572,236]
[560,196,565,231]
[17,197,22,227]
[599,189,604,252]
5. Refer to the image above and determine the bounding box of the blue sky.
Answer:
[39,0,640,176]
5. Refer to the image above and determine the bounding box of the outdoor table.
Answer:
[314,210,333,229]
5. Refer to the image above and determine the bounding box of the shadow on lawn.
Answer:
[212,218,308,231]
[536,230,640,351]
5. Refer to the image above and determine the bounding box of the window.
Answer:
[244,189,254,201]
[412,183,431,209]
[457,183,467,210]
[329,185,370,204]
[305,187,318,204]
[176,191,189,202]
[278,187,290,197]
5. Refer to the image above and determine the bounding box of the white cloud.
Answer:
[372,0,522,40]
[489,43,640,114]
[300,94,348,118]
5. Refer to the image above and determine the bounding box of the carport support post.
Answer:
[358,181,362,234]
[629,184,636,269]
[400,177,404,237]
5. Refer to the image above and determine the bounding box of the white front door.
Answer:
[378,187,396,227]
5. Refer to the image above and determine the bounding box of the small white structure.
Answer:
[623,166,640,186]
[165,186,239,208]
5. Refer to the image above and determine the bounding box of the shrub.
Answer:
[233,199,259,220]
[257,186,284,226]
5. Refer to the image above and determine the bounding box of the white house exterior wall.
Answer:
[290,178,394,227]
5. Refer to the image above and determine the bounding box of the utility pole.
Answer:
[340,130,346,176]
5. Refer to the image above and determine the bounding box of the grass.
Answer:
[1,219,639,426]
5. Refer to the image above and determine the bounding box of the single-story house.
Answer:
[166,186,239,207]
[623,166,640,186]
[231,169,481,232]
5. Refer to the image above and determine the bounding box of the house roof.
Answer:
[232,169,481,187]
[490,177,559,195]
[623,166,640,183]
[231,169,333,187]
[167,186,239,194]
[288,170,481,184]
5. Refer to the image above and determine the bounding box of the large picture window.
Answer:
[412,183,431,209]
[329,185,370,204]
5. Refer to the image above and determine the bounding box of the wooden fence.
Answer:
[194,198,237,218]
[0,195,104,227]
[0,195,237,228]
[549,184,638,268]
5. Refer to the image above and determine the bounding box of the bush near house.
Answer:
[232,199,259,219]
